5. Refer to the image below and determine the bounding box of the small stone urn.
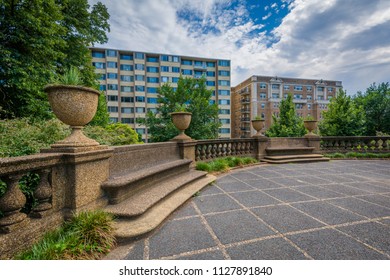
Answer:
[304,120,318,137]
[251,119,265,137]
[44,85,100,149]
[171,112,192,141]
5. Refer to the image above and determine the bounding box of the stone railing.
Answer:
[195,139,257,161]
[320,136,390,154]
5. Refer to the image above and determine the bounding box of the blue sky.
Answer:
[90,0,390,94]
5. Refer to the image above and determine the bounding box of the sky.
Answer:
[89,0,390,95]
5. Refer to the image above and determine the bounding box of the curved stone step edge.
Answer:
[104,170,207,218]
[112,174,216,243]
[260,157,330,164]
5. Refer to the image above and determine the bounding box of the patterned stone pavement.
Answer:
[106,160,390,260]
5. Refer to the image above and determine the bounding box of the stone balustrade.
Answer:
[195,139,257,161]
[320,136,390,153]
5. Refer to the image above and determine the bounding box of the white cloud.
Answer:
[90,0,390,94]
[262,12,272,20]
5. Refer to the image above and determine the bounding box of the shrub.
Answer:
[195,157,258,173]
[196,162,212,172]
[16,210,115,260]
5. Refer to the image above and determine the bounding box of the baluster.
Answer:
[374,139,381,152]
[206,144,212,159]
[346,140,352,152]
[195,145,200,161]
[0,174,27,234]
[217,143,222,158]
[231,142,236,156]
[212,144,217,159]
[31,169,52,218]
[227,143,232,157]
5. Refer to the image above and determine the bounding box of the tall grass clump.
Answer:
[16,210,116,260]
[196,157,258,173]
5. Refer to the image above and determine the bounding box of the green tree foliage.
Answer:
[140,76,221,142]
[0,0,110,119]
[319,89,366,136]
[265,94,306,137]
[88,93,110,127]
[354,82,390,135]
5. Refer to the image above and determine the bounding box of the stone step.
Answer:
[104,170,207,218]
[266,147,315,156]
[112,174,216,243]
[101,159,192,204]
[264,154,325,160]
[261,157,330,164]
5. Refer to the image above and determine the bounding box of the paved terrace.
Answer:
[106,160,390,260]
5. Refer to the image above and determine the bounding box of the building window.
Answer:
[181,69,192,75]
[194,70,203,78]
[207,62,215,67]
[108,106,118,113]
[172,67,180,73]
[260,83,266,89]
[109,117,118,123]
[147,87,158,94]
[306,86,312,91]
[135,107,145,113]
[294,94,303,99]
[260,93,266,99]
[147,97,158,104]
[160,66,169,72]
[121,96,134,103]
[218,60,230,67]
[318,95,324,100]
[121,107,134,114]
[328,95,333,100]
[121,118,134,124]
[135,96,145,102]
[261,103,265,109]
[273,102,279,108]
[120,54,133,60]
[135,85,145,92]
[218,70,230,76]
[272,84,280,90]
[328,87,333,92]
[107,62,117,68]
[121,86,133,92]
[160,55,169,61]
[136,128,146,134]
[120,75,133,82]
[272,93,279,99]
[146,66,159,73]
[172,77,179,83]
[147,77,159,83]
[284,85,290,90]
[181,59,192,65]
[135,75,145,81]
[107,73,117,79]
[294,85,303,91]
[92,62,105,69]
[308,104,311,109]
[206,81,215,86]
[219,128,231,134]
[107,95,118,102]
[307,95,312,100]
[218,90,230,96]
[98,74,106,80]
[106,50,117,57]
[218,80,230,86]
[107,84,118,90]
[218,109,230,114]
[261,112,265,119]
[148,108,158,113]
[161,76,169,83]
[100,85,106,91]
[172,56,180,62]
[218,99,230,105]
[209,100,216,105]
[206,71,215,77]
[220,119,230,124]
[146,56,158,63]
[317,87,324,92]
[135,64,144,71]
[120,64,133,71]
[92,51,105,58]
[134,52,144,60]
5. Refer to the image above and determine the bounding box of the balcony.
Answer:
[241,108,250,113]
[193,63,207,71]
[315,100,330,104]
[241,98,250,104]
[241,117,250,122]
[240,88,250,95]
[293,99,307,104]
[269,98,281,103]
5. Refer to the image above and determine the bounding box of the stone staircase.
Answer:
[101,155,215,243]
[261,138,329,164]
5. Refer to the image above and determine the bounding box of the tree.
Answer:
[319,89,365,136]
[0,0,110,119]
[139,76,221,142]
[265,93,306,137]
[354,82,390,135]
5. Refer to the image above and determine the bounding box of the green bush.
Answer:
[196,157,258,173]
[326,152,390,159]
[16,210,115,260]
[84,123,141,146]
[195,162,212,172]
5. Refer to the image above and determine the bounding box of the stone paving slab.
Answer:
[105,160,390,260]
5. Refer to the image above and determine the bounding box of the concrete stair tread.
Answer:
[261,157,330,164]
[266,147,315,151]
[113,174,216,242]
[264,154,324,160]
[102,159,192,188]
[104,170,206,218]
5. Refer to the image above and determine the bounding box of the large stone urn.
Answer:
[44,85,100,149]
[171,112,192,141]
[251,119,265,137]
[304,120,318,137]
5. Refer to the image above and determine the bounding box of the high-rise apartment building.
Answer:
[90,48,231,142]
[231,75,343,138]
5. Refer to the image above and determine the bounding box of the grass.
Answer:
[16,210,116,260]
[196,156,258,173]
[325,152,390,159]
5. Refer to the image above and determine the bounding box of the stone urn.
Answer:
[44,85,100,148]
[304,120,318,137]
[251,119,265,137]
[171,112,192,141]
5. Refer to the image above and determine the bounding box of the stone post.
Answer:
[306,135,321,154]
[177,140,197,168]
[253,136,269,160]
